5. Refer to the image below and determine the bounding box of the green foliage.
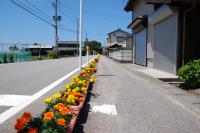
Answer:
[84,40,103,54]
[2,54,7,63]
[8,54,14,63]
[48,51,57,59]
[178,59,200,87]
[103,50,108,56]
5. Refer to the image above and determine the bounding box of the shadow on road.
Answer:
[96,74,116,77]
[72,83,99,133]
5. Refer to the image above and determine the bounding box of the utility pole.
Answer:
[77,18,79,56]
[79,0,83,69]
[55,0,58,57]
[52,0,59,57]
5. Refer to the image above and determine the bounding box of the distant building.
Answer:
[107,29,133,63]
[107,28,131,48]
[26,44,53,56]
[57,41,79,56]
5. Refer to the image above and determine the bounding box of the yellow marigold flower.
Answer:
[67,89,72,93]
[53,93,61,99]
[90,77,96,83]
[54,103,64,110]
[78,80,83,84]
[44,112,54,121]
[67,94,75,104]
[65,84,70,89]
[57,118,66,126]
[44,97,52,104]
[82,87,87,92]
[75,87,80,91]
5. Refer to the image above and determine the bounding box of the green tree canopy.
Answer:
[84,40,102,54]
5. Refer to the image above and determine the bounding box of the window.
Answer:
[116,36,124,42]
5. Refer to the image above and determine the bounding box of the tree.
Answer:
[84,40,102,54]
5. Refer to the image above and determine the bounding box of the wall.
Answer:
[109,49,132,62]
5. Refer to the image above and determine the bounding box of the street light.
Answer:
[79,0,83,70]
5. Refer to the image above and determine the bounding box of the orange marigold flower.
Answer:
[79,97,84,103]
[59,107,69,115]
[44,112,54,121]
[57,118,66,126]
[54,103,64,110]
[14,112,32,131]
[27,127,38,133]
[74,97,79,101]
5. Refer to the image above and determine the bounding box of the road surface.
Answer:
[74,56,200,133]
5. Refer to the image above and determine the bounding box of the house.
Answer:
[107,28,131,48]
[107,29,133,62]
[26,44,53,56]
[57,41,79,56]
[124,0,200,75]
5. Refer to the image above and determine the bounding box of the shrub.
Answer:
[103,50,108,56]
[47,51,57,59]
[8,54,14,63]
[178,59,200,87]
[2,54,8,63]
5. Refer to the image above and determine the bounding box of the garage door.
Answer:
[154,14,177,74]
[135,29,147,66]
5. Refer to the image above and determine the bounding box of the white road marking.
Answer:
[0,58,95,124]
[91,104,118,115]
[0,95,30,107]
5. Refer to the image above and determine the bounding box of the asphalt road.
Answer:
[73,56,200,133]
[0,56,94,114]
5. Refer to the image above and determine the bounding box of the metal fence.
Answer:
[0,51,32,63]
[0,43,32,63]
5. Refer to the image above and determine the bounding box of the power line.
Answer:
[16,0,52,22]
[10,0,54,26]
[23,0,52,19]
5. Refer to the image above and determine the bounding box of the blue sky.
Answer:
[0,0,131,46]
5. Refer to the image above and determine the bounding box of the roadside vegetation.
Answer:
[178,59,200,88]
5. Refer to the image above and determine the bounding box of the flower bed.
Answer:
[14,56,100,133]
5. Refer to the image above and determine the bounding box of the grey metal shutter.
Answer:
[154,14,177,74]
[135,29,147,66]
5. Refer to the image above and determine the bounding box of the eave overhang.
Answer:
[128,15,148,29]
